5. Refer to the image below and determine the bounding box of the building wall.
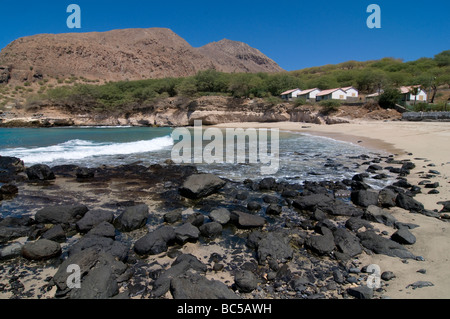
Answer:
[345,88,359,98]
[403,90,428,102]
[331,90,347,100]
[281,90,302,101]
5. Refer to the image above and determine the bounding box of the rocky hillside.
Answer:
[0,28,284,83]
[198,39,282,73]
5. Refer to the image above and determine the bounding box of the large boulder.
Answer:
[134,226,176,256]
[26,164,55,181]
[391,228,416,245]
[351,190,379,207]
[170,271,239,299]
[76,210,114,233]
[70,266,119,299]
[35,205,89,225]
[333,228,362,258]
[0,156,25,173]
[306,229,335,256]
[22,239,62,261]
[230,211,266,228]
[254,231,293,265]
[0,242,23,260]
[322,200,364,217]
[234,270,258,293]
[41,224,66,243]
[209,208,231,225]
[357,231,416,259]
[347,286,374,299]
[179,174,226,199]
[86,221,116,238]
[52,248,127,299]
[0,226,30,244]
[199,222,223,238]
[396,193,424,213]
[114,204,149,232]
[292,194,334,212]
[378,188,398,208]
[175,223,200,244]
[68,236,128,262]
[364,205,397,227]
[152,254,207,298]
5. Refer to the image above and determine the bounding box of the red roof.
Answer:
[297,88,319,95]
[316,88,344,97]
[281,88,301,95]
[400,85,421,94]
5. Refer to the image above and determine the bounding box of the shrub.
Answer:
[264,95,283,106]
[378,87,401,109]
[320,100,341,114]
[413,102,429,112]
[293,98,307,107]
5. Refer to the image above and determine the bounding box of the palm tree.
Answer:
[409,86,421,106]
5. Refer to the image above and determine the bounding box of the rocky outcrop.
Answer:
[0,66,10,83]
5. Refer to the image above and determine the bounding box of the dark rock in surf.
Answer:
[179,174,226,199]
[26,164,55,181]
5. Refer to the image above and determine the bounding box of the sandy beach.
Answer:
[216,120,450,299]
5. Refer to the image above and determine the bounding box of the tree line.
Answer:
[38,50,449,110]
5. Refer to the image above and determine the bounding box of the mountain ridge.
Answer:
[0,28,284,83]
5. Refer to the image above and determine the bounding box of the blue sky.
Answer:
[1,0,449,71]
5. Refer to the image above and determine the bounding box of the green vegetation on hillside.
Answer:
[26,50,449,111]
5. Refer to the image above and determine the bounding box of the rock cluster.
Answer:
[0,154,445,299]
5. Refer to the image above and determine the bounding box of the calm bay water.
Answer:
[0,127,389,187]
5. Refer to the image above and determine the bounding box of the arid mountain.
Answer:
[0,28,283,83]
[198,39,282,73]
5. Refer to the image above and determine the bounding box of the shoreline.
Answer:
[1,120,450,299]
[216,120,450,299]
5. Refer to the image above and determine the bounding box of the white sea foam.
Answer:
[1,135,174,165]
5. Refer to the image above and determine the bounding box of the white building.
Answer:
[296,88,321,100]
[400,86,427,103]
[316,88,348,101]
[341,86,359,99]
[280,88,302,101]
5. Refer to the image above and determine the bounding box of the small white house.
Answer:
[316,88,348,101]
[281,88,302,101]
[341,86,359,99]
[400,86,427,103]
[296,88,321,100]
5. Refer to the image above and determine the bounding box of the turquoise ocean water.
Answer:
[0,127,389,187]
